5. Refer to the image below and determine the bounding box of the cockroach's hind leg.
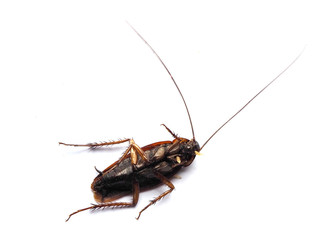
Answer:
[161,124,179,139]
[136,171,175,220]
[66,201,133,222]
[66,179,140,222]
[65,205,94,222]
[59,139,131,148]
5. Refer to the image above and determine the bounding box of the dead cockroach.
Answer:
[60,24,303,221]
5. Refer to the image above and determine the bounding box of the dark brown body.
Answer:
[61,128,201,221]
[92,138,200,203]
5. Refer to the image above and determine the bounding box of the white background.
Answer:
[1,1,320,239]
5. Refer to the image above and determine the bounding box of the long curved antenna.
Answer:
[200,48,305,151]
[127,22,195,140]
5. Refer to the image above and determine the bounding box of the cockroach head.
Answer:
[180,139,200,166]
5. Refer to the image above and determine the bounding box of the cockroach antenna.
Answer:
[126,22,196,140]
[127,22,304,151]
[199,47,305,151]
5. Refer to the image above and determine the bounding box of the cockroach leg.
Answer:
[130,139,148,164]
[59,138,148,164]
[66,178,140,222]
[161,124,179,139]
[113,139,148,165]
[136,171,175,220]
[59,139,132,148]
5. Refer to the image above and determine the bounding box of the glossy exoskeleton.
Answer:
[92,138,200,202]
[60,23,303,221]
[61,131,200,221]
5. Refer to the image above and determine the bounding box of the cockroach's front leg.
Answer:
[161,124,179,139]
[66,178,140,222]
[136,171,175,220]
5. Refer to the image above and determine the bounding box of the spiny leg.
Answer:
[161,124,179,139]
[136,171,175,220]
[66,178,140,222]
[60,138,148,164]
[59,138,131,148]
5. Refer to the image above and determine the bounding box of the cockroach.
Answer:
[60,23,303,221]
